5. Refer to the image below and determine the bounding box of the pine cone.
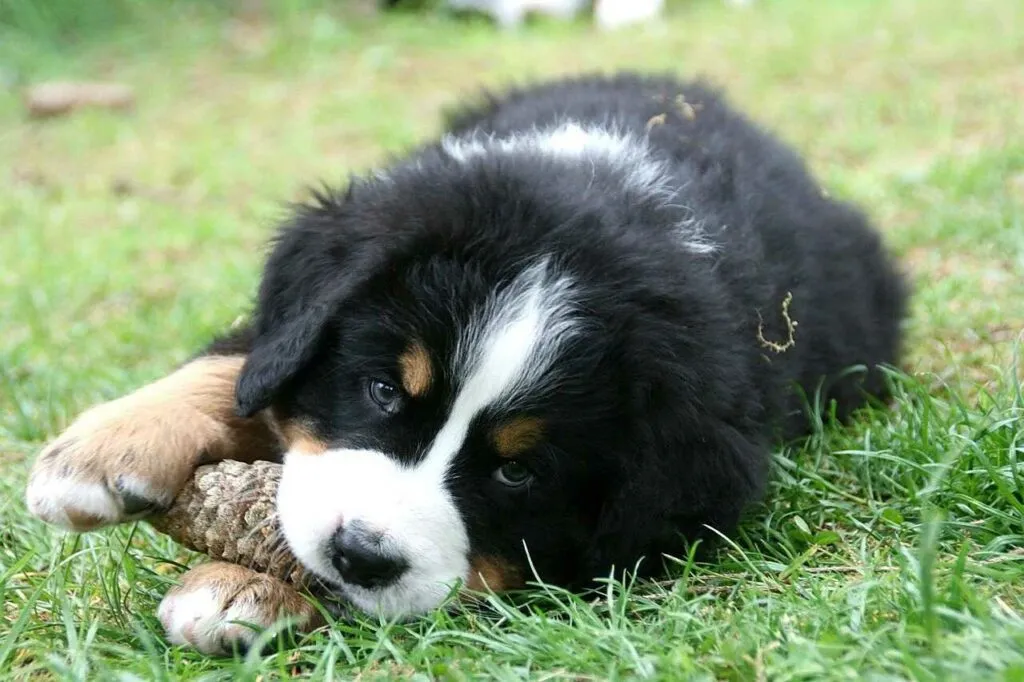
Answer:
[149,460,309,586]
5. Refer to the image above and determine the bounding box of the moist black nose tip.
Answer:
[330,525,408,589]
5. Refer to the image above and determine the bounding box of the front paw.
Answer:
[25,356,256,532]
[26,409,196,531]
[158,562,319,656]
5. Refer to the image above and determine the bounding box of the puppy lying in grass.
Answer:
[26,71,906,655]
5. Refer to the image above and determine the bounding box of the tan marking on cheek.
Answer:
[398,341,433,397]
[465,555,524,593]
[278,419,328,455]
[491,417,545,458]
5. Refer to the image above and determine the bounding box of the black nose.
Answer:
[330,524,408,589]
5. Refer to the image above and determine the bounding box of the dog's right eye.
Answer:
[493,461,534,489]
[367,380,402,414]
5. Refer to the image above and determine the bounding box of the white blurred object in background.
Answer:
[437,0,751,31]
[445,0,589,29]
[593,0,665,30]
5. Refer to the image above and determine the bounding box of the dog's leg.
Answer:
[26,333,279,531]
[158,561,321,656]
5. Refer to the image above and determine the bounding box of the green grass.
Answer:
[2,0,1023,678]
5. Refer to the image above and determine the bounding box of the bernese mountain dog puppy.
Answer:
[26,73,907,655]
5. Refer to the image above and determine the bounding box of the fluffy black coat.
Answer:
[211,73,907,593]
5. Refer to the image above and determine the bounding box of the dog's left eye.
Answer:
[367,379,402,414]
[493,461,533,488]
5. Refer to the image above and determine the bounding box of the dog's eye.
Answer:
[493,461,533,488]
[367,379,402,414]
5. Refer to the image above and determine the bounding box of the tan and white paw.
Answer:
[25,356,265,532]
[26,398,214,531]
[157,562,319,656]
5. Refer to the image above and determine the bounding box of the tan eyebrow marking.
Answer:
[491,416,545,458]
[398,341,433,397]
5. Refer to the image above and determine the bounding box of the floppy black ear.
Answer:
[234,187,391,418]
[235,300,336,417]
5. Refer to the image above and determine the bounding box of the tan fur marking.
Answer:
[398,342,432,397]
[465,555,523,593]
[279,420,328,455]
[64,509,107,531]
[167,561,322,631]
[492,417,545,458]
[28,355,281,530]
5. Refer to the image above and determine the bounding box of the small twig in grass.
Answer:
[745,641,780,682]
[976,547,1024,564]
[679,583,750,596]
[798,565,900,574]
[757,291,798,353]
[675,94,699,120]
[24,81,135,119]
[645,113,667,131]
[993,596,1020,619]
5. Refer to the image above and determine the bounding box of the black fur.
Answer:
[218,73,906,592]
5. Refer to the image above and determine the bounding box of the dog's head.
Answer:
[235,149,765,617]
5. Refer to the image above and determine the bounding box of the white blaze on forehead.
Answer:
[276,258,580,617]
[420,258,578,477]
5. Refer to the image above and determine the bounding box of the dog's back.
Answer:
[446,73,908,436]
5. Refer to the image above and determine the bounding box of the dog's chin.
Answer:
[339,576,458,619]
[300,560,459,619]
